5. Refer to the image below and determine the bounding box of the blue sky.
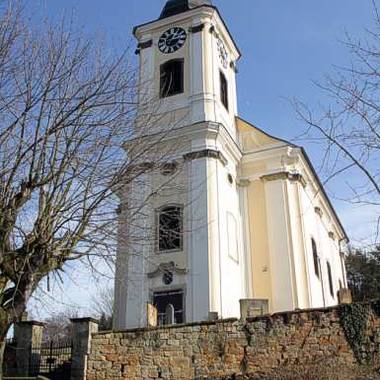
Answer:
[26,0,378,316]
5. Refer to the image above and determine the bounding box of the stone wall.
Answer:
[87,303,380,380]
[3,318,98,380]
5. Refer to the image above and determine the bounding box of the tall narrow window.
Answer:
[227,212,239,262]
[327,262,334,297]
[160,59,184,98]
[158,206,183,251]
[340,253,347,286]
[311,238,320,278]
[220,71,229,110]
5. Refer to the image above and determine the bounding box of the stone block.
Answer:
[71,317,99,380]
[14,321,44,377]
[240,299,269,321]
[338,288,353,304]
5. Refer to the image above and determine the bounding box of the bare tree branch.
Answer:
[0,2,188,359]
[293,1,380,245]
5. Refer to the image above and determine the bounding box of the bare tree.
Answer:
[293,1,380,244]
[91,286,113,330]
[0,1,184,369]
[42,309,78,343]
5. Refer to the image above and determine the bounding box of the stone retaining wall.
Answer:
[87,303,380,380]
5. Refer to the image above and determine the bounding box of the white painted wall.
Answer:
[264,178,295,312]
[238,140,348,315]
[297,174,346,309]
[114,5,349,330]
[212,154,245,318]
[135,7,239,135]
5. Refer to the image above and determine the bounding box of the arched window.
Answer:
[157,206,183,251]
[327,261,334,298]
[311,238,320,278]
[220,71,229,110]
[160,59,184,98]
[165,304,175,325]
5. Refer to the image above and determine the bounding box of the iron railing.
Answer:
[29,340,72,379]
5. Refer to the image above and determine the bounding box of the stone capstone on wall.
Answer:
[86,302,380,380]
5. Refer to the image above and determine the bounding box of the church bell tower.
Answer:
[114,0,251,329]
[134,0,241,137]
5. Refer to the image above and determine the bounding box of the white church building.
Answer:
[114,0,350,330]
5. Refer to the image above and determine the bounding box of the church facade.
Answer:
[114,0,349,330]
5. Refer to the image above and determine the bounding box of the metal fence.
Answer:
[29,340,72,380]
[3,338,18,377]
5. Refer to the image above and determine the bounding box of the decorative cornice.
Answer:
[133,6,241,60]
[129,162,155,172]
[147,262,188,279]
[17,321,45,327]
[288,173,307,187]
[230,61,238,73]
[123,121,242,164]
[135,39,153,55]
[329,231,336,240]
[237,179,251,188]
[260,171,306,187]
[189,24,205,33]
[139,40,153,49]
[183,149,228,166]
[261,172,288,182]
[70,317,100,324]
[134,6,216,36]
[314,207,323,218]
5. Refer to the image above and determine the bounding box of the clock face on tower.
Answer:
[217,38,228,69]
[158,27,187,54]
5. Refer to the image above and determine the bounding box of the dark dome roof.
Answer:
[160,0,212,19]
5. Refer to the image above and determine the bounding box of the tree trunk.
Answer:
[0,339,5,380]
[0,315,12,380]
[0,340,5,380]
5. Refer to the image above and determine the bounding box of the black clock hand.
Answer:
[168,35,180,46]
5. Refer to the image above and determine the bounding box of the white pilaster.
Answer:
[124,174,151,329]
[286,180,311,309]
[238,180,254,299]
[264,178,295,312]
[189,19,206,123]
[187,157,211,322]
[207,157,222,315]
